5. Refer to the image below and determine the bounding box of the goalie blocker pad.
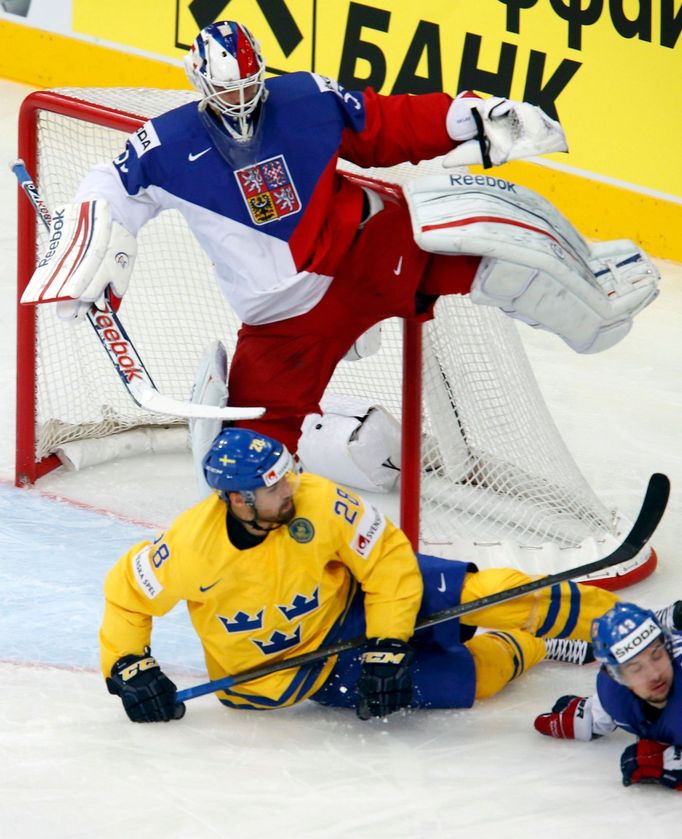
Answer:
[405,175,660,353]
[21,199,136,306]
[298,395,401,493]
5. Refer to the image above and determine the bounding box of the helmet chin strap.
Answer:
[227,490,285,532]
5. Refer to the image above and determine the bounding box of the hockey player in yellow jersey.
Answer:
[101,428,620,723]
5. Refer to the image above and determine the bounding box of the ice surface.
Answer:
[1,79,681,837]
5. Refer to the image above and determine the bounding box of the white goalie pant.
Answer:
[189,340,228,499]
[298,395,401,493]
[405,175,660,353]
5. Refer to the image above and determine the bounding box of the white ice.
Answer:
[1,79,681,838]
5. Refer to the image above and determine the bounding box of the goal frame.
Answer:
[14,89,657,590]
[14,89,424,547]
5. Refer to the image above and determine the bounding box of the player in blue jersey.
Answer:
[534,602,682,790]
[26,20,659,487]
[102,427,627,724]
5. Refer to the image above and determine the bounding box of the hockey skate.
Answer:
[655,601,682,633]
[544,638,595,665]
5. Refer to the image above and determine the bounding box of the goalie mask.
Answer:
[184,20,266,142]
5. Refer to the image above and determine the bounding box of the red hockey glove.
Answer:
[621,740,682,789]
[534,695,596,741]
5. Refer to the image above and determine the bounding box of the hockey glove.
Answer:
[355,638,414,720]
[533,695,597,741]
[106,649,185,723]
[621,740,682,790]
[444,91,567,169]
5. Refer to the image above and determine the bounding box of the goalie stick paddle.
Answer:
[11,159,265,422]
[175,472,669,704]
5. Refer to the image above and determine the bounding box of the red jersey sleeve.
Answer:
[339,87,454,169]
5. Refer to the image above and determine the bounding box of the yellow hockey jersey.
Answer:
[100,474,423,709]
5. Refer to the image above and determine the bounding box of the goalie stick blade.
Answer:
[594,473,668,576]
[128,381,265,421]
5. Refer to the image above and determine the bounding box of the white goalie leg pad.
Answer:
[189,340,228,498]
[405,175,660,353]
[588,239,661,319]
[470,258,634,353]
[298,396,401,492]
[342,322,382,361]
[21,199,137,315]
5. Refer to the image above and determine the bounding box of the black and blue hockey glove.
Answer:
[107,648,185,723]
[355,637,414,720]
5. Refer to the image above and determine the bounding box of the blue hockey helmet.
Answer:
[203,428,293,498]
[184,20,266,141]
[591,602,664,673]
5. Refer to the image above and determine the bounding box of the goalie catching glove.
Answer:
[444,90,567,169]
[355,638,414,720]
[107,648,185,723]
[21,199,137,322]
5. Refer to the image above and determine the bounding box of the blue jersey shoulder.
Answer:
[114,101,206,193]
[265,71,366,132]
[148,100,206,144]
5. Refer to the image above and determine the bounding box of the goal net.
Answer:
[15,87,654,585]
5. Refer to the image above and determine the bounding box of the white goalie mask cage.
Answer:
[184,20,267,141]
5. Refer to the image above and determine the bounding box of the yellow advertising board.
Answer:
[71,0,682,203]
[1,1,680,256]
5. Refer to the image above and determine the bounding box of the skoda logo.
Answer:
[288,517,315,543]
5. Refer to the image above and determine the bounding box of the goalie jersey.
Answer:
[76,72,453,325]
[99,473,423,710]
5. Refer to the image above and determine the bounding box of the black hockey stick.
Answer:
[175,472,669,703]
[12,159,264,422]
